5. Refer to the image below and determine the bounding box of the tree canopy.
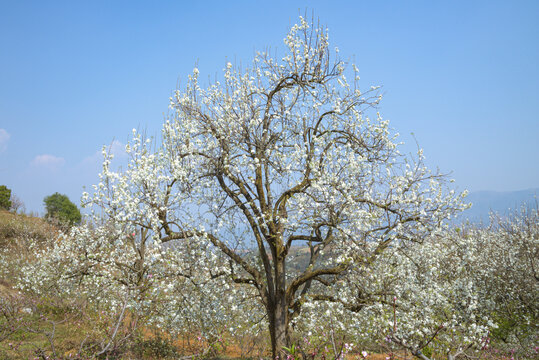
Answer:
[0,185,12,211]
[43,192,82,225]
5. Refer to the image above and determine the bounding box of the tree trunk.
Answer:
[273,295,289,359]
[269,255,289,359]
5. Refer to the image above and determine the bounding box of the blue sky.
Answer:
[1,0,538,214]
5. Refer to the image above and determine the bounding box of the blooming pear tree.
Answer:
[459,207,538,358]
[18,17,472,358]
[155,17,467,357]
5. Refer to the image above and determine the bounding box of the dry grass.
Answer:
[0,210,58,250]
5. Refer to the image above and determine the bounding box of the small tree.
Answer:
[9,193,25,214]
[43,192,81,225]
[0,185,11,210]
[465,207,539,358]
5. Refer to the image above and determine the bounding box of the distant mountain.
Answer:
[456,188,538,224]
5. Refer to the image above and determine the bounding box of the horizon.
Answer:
[1,1,538,214]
